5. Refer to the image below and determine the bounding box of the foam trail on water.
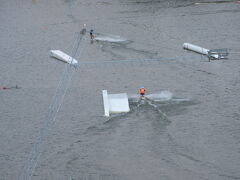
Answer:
[147,91,173,101]
[95,35,127,43]
[128,91,173,103]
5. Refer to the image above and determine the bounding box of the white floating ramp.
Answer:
[50,50,78,65]
[102,90,130,117]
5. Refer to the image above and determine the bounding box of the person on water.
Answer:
[90,29,94,40]
[139,87,146,97]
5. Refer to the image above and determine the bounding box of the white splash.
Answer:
[95,35,127,43]
[128,91,173,103]
[147,91,173,101]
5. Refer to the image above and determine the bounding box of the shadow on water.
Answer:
[118,0,197,10]
[64,0,77,3]
[190,9,240,16]
[118,0,238,15]
[120,0,237,6]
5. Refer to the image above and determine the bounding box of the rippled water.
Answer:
[0,0,240,180]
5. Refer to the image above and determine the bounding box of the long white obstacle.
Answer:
[50,50,78,64]
[183,43,209,55]
[183,43,219,59]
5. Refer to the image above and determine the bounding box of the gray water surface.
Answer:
[0,0,240,179]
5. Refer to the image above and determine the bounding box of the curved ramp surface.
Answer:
[102,90,130,117]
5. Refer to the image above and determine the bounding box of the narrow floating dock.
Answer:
[183,43,220,59]
[50,50,78,65]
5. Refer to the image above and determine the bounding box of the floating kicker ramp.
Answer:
[102,90,130,117]
[50,50,78,64]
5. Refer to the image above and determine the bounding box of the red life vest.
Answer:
[140,88,145,94]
